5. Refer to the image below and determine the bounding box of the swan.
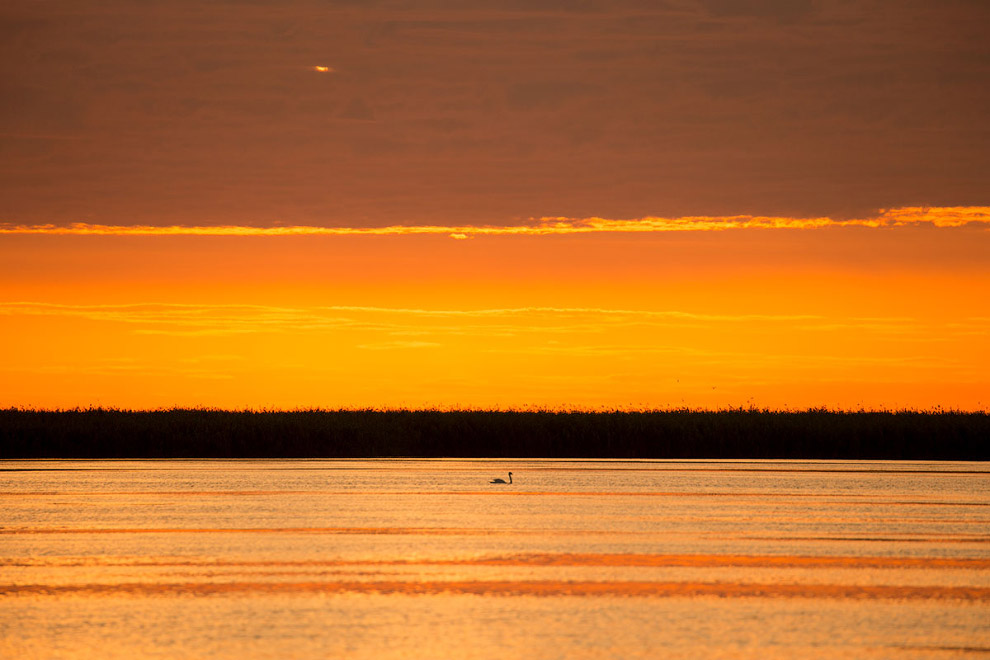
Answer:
[490,472,513,484]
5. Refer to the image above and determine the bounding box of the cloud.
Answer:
[1,207,987,237]
[0,302,822,322]
[0,302,829,340]
[0,302,355,336]
[5,302,985,342]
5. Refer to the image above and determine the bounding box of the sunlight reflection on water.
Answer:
[1,459,988,659]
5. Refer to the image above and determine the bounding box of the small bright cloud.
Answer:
[313,65,333,73]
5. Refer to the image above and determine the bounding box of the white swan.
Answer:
[490,472,513,484]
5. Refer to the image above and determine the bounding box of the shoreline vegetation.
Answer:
[1,408,987,459]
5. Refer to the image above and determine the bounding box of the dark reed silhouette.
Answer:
[1,408,988,459]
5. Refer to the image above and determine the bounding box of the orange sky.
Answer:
[2,210,988,410]
[2,2,988,410]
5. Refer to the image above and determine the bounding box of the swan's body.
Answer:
[490,472,513,484]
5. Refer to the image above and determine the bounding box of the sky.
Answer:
[1,0,988,410]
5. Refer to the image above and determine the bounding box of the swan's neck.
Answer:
[508,474,512,484]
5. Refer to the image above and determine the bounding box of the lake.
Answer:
[1,459,988,658]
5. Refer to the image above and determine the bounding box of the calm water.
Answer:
[1,459,988,659]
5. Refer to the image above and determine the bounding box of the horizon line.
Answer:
[3,406,985,414]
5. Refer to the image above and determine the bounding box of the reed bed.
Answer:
[1,408,987,459]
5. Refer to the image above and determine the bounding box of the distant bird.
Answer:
[490,472,513,484]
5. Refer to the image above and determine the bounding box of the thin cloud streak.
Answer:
[4,301,984,346]
[0,302,826,339]
[6,303,987,331]
[0,302,823,324]
[1,207,987,237]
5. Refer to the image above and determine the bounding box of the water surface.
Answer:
[1,459,988,658]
